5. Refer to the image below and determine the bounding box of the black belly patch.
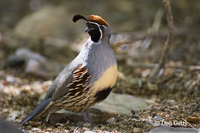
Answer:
[94,87,113,103]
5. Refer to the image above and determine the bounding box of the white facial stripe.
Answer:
[87,21,103,42]
[87,21,101,27]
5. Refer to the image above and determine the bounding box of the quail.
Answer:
[20,14,117,125]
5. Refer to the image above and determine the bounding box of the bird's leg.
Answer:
[81,109,92,125]
[46,110,54,122]
[81,110,88,122]
[85,109,92,125]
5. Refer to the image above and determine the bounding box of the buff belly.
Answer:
[56,64,117,112]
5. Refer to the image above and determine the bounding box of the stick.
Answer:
[149,0,175,82]
[189,102,200,115]
[141,8,164,51]
[182,118,195,128]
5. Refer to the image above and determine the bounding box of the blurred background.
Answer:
[0,0,200,72]
[0,0,200,132]
[0,0,200,66]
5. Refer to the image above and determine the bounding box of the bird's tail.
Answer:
[20,97,52,126]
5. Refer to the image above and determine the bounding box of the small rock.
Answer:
[6,111,21,122]
[48,112,69,125]
[153,115,163,121]
[133,128,141,133]
[6,75,16,84]
[82,122,91,127]
[6,47,65,79]
[159,112,167,117]
[165,114,170,118]
[106,117,116,124]
[32,128,42,132]
[6,54,25,68]
[166,100,176,105]
[46,127,52,131]
[92,92,148,122]
[76,121,84,127]
[15,47,47,62]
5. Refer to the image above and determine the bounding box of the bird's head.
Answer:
[73,14,111,43]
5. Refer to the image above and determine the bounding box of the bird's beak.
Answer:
[84,27,89,32]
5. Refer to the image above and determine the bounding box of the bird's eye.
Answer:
[86,23,98,29]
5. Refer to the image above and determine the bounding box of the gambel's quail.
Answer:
[20,14,117,125]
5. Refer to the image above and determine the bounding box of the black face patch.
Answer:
[88,28,101,42]
[94,87,112,103]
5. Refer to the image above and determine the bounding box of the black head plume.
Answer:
[73,14,87,23]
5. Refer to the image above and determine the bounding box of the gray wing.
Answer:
[45,61,82,101]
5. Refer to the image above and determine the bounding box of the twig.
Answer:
[189,102,200,115]
[182,118,195,128]
[141,8,164,51]
[148,0,175,84]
